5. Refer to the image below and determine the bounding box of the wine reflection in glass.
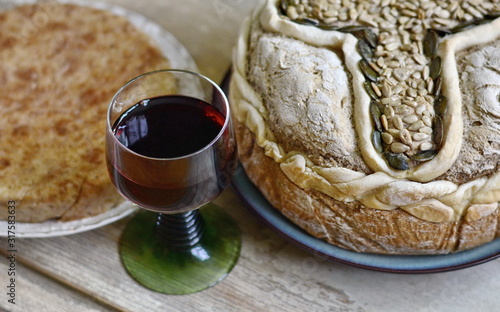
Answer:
[105,69,240,294]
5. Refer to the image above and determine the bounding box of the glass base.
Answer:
[119,203,241,294]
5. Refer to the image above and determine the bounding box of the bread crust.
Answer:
[235,119,499,254]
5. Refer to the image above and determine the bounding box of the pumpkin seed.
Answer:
[359,59,378,82]
[385,152,410,171]
[339,25,369,33]
[434,115,444,147]
[280,0,288,15]
[423,30,439,57]
[295,17,320,26]
[434,95,447,116]
[372,130,383,153]
[370,101,382,131]
[429,56,441,80]
[318,24,340,30]
[431,28,451,37]
[411,150,437,162]
[364,28,378,48]
[364,81,379,100]
[449,20,477,33]
[357,39,374,61]
[433,76,442,96]
[484,13,500,20]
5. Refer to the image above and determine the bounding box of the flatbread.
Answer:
[0,2,170,222]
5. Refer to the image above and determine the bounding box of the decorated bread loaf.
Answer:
[230,0,500,254]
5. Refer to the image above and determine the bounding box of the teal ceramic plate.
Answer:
[231,165,500,273]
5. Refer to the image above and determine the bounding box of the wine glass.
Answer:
[105,69,240,294]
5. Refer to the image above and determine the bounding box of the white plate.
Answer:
[0,0,197,237]
[5,202,137,238]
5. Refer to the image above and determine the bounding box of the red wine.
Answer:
[113,95,225,158]
[107,95,234,212]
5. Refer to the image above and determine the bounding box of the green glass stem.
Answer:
[119,204,241,295]
[155,210,205,250]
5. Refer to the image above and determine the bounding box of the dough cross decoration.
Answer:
[280,0,500,174]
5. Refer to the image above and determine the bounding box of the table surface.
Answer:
[1,1,499,311]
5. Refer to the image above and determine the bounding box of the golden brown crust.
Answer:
[0,3,169,222]
[235,118,499,254]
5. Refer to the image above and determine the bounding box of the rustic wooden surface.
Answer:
[1,0,500,311]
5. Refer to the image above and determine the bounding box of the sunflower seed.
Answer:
[381,83,392,97]
[409,120,425,131]
[404,100,418,108]
[412,132,429,141]
[286,5,299,20]
[392,115,403,130]
[403,114,419,124]
[395,105,414,116]
[406,88,418,98]
[384,105,395,118]
[422,115,433,127]
[422,65,430,80]
[382,132,394,144]
[385,42,400,51]
[381,114,389,131]
[369,61,381,72]
[426,77,434,94]
[419,142,434,151]
[399,128,413,145]
[391,142,410,153]
[416,103,427,115]
[371,82,382,97]
[413,53,427,65]
[418,88,428,96]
